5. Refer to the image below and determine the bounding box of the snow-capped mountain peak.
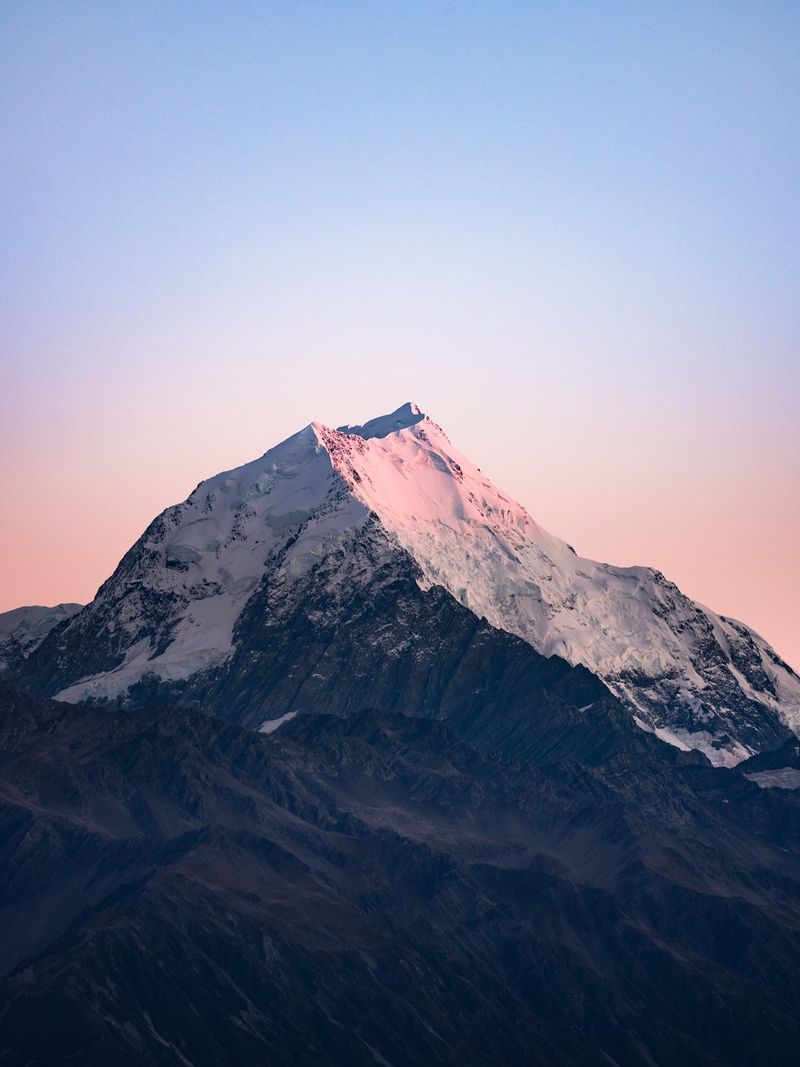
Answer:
[26,403,800,765]
[336,400,426,440]
[0,603,82,675]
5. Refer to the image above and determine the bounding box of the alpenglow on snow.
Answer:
[23,402,800,765]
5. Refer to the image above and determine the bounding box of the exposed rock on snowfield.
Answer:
[0,603,82,677]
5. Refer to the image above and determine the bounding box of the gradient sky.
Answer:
[1,2,799,667]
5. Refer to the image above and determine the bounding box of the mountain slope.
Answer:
[2,689,800,1066]
[18,403,800,764]
[0,603,82,678]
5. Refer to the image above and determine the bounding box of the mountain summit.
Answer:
[21,403,800,764]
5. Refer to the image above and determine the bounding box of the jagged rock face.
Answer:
[2,691,800,1066]
[125,518,608,740]
[18,403,800,764]
[23,515,614,765]
[0,603,82,678]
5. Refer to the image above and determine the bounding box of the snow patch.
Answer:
[745,768,800,790]
[633,715,752,767]
[259,710,300,734]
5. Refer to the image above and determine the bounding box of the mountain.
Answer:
[3,688,800,1066]
[17,403,800,765]
[0,603,82,678]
